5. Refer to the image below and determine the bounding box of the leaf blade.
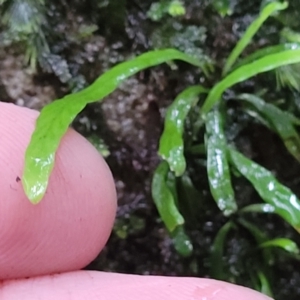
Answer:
[22,49,204,203]
[229,147,300,230]
[210,221,233,280]
[205,109,237,216]
[202,48,300,114]
[151,161,184,232]
[256,271,274,297]
[171,225,193,257]
[159,85,208,176]
[223,1,288,74]
[259,238,300,254]
[234,43,300,71]
[240,203,276,214]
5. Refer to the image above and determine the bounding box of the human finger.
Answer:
[0,102,117,280]
[0,270,273,300]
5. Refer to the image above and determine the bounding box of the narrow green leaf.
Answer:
[229,147,300,231]
[223,1,288,75]
[238,218,274,265]
[237,93,300,162]
[243,107,274,129]
[210,221,233,279]
[260,238,300,254]
[240,203,276,214]
[171,225,193,257]
[166,170,179,206]
[159,85,208,176]
[257,271,274,297]
[151,161,184,232]
[177,173,202,222]
[233,43,300,71]
[163,169,193,257]
[243,101,300,127]
[23,49,204,203]
[205,109,237,216]
[202,48,300,114]
[238,218,268,244]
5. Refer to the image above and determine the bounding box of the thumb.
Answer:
[0,102,117,279]
[1,270,273,300]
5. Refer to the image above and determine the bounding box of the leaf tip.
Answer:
[22,175,46,205]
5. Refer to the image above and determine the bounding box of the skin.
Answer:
[0,102,272,299]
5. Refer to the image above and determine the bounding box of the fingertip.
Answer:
[0,102,117,279]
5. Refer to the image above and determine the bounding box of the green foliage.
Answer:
[113,215,146,239]
[147,0,186,21]
[229,146,300,230]
[152,161,184,232]
[236,93,300,162]
[212,0,233,18]
[210,221,233,279]
[22,0,300,294]
[86,135,110,158]
[256,271,273,297]
[168,0,185,17]
[223,1,288,75]
[205,109,237,216]
[259,238,300,254]
[202,47,300,114]
[276,28,300,91]
[159,85,208,176]
[171,225,193,257]
[22,49,204,204]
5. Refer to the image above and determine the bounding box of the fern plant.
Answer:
[19,0,300,296]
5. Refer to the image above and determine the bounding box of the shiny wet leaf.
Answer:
[23,49,204,203]
[202,48,300,114]
[223,1,288,74]
[151,161,184,232]
[231,42,300,91]
[171,225,193,257]
[229,147,300,230]
[205,109,237,216]
[233,43,300,71]
[159,85,208,176]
